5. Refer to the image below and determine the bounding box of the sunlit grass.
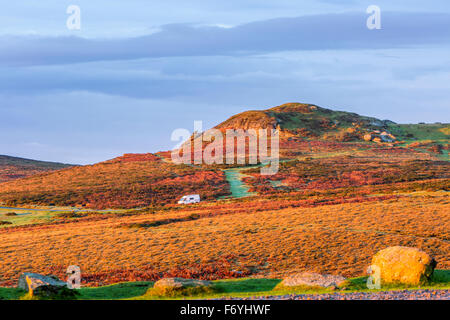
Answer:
[2,272,449,300]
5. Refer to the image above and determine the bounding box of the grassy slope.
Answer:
[1,270,448,300]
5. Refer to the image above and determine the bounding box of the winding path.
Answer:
[222,167,257,198]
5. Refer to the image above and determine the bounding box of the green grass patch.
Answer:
[0,287,26,300]
[0,207,70,227]
[0,206,125,228]
[78,281,152,300]
[213,278,281,294]
[144,284,215,298]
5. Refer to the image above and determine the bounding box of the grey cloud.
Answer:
[1,12,449,66]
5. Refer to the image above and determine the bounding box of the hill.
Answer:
[0,155,73,183]
[0,102,448,209]
[216,103,395,133]
[215,102,449,143]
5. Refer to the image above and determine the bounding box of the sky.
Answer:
[0,0,449,164]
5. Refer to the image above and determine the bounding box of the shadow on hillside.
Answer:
[432,270,450,284]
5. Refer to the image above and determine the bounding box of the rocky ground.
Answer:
[230,289,450,300]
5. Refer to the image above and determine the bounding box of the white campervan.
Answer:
[178,194,201,204]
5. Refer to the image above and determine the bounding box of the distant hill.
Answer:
[0,155,74,183]
[0,153,229,209]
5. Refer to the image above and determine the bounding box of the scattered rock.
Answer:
[153,277,212,290]
[380,132,396,142]
[371,246,437,286]
[363,130,396,143]
[280,272,347,288]
[149,277,214,296]
[18,272,67,292]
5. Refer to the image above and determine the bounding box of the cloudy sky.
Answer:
[1,1,449,164]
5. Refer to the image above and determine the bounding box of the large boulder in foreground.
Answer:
[149,277,213,296]
[371,246,436,285]
[18,273,67,292]
[280,272,346,288]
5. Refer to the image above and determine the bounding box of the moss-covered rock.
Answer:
[146,277,214,297]
[279,272,346,289]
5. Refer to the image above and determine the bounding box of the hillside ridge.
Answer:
[0,155,74,167]
[0,155,74,184]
